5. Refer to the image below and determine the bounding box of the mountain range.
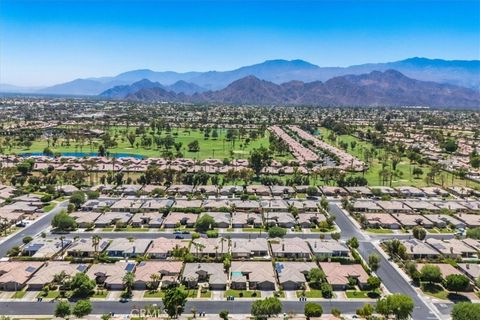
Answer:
[118,70,480,108]
[1,57,479,96]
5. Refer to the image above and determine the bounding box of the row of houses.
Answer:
[80,197,322,213]
[363,212,480,229]
[0,193,45,224]
[353,199,480,214]
[18,236,351,261]
[393,238,480,260]
[0,259,368,292]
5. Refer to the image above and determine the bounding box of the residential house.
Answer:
[270,237,311,259]
[146,237,190,259]
[230,261,276,290]
[67,238,110,257]
[401,239,440,259]
[182,263,227,290]
[275,261,317,290]
[231,238,269,259]
[106,239,152,258]
[363,213,401,229]
[134,261,183,289]
[231,212,262,228]
[0,261,43,291]
[307,240,350,259]
[27,262,89,290]
[86,262,136,290]
[319,262,369,290]
[23,238,72,259]
[199,211,231,228]
[94,212,133,227]
[163,212,197,228]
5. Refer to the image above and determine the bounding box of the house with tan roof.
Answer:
[319,186,348,197]
[376,201,412,213]
[270,185,295,197]
[297,212,326,228]
[456,213,480,228]
[199,211,231,228]
[23,238,72,259]
[270,237,311,259]
[130,212,164,228]
[110,198,144,213]
[171,199,203,210]
[231,212,263,228]
[106,238,151,258]
[27,262,89,290]
[307,240,350,259]
[94,211,133,227]
[167,184,195,195]
[202,199,230,211]
[352,200,382,213]
[426,238,477,259]
[458,263,480,281]
[275,261,317,290]
[219,185,244,196]
[86,261,136,290]
[264,211,296,228]
[431,201,467,212]
[425,214,465,229]
[230,200,261,212]
[163,212,197,228]
[402,200,441,212]
[363,213,401,229]
[287,200,319,212]
[146,237,190,259]
[416,263,463,278]
[192,238,229,258]
[0,261,44,291]
[182,263,227,290]
[70,211,103,228]
[401,239,440,259]
[392,213,434,229]
[230,261,276,290]
[319,262,369,290]
[134,261,183,289]
[231,238,269,259]
[141,199,172,212]
[67,238,110,257]
[246,185,270,196]
[261,199,289,212]
[345,186,373,197]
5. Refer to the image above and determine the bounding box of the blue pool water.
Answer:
[19,152,146,159]
[231,271,243,276]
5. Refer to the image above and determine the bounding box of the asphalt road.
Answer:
[0,300,371,315]
[328,203,440,320]
[0,201,68,257]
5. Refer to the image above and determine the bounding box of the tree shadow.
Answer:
[447,293,471,302]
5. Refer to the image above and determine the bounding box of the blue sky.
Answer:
[1,0,479,86]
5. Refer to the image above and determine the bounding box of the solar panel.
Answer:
[25,266,37,273]
[125,263,135,272]
[77,264,88,272]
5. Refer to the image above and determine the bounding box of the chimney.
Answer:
[282,243,285,251]
[314,242,317,248]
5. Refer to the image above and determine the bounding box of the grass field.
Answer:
[2,127,293,161]
[225,289,260,298]
[319,127,480,189]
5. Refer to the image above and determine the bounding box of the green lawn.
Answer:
[102,227,115,231]
[421,283,449,300]
[297,289,323,298]
[319,127,480,189]
[43,203,56,212]
[92,291,108,299]
[200,290,212,298]
[144,290,164,298]
[37,291,60,299]
[241,228,264,232]
[179,285,198,298]
[11,290,27,299]
[366,228,394,234]
[2,127,293,161]
[225,289,260,298]
[117,226,150,232]
[345,290,380,299]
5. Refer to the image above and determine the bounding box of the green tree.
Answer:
[122,272,135,296]
[452,302,480,320]
[304,302,323,318]
[251,297,282,319]
[444,139,458,153]
[162,286,188,318]
[331,232,341,241]
[195,214,215,232]
[376,294,414,320]
[412,226,427,240]
[368,253,380,271]
[70,272,96,298]
[466,227,480,239]
[69,191,86,208]
[219,310,229,320]
[188,140,200,152]
[268,226,286,238]
[22,236,33,244]
[249,147,272,177]
[51,211,77,231]
[444,274,470,293]
[308,268,325,289]
[356,303,374,318]
[72,300,92,318]
[54,300,71,318]
[320,282,333,298]
[367,276,381,291]
[420,264,442,284]
[347,237,359,249]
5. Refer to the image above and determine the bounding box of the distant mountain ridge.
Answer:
[3,57,479,96]
[124,70,480,109]
[100,79,205,98]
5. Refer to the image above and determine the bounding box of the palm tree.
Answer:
[92,235,102,256]
[149,273,161,290]
[123,272,135,295]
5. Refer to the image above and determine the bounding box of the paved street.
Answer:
[329,203,440,320]
[0,201,69,257]
[0,300,371,315]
